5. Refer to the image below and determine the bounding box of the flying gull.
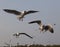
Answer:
[28,20,54,33]
[3,9,39,21]
[13,33,33,39]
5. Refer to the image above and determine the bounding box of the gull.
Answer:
[28,20,54,33]
[3,9,39,21]
[13,33,33,39]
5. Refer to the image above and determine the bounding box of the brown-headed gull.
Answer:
[13,33,33,39]
[29,20,54,33]
[3,9,39,21]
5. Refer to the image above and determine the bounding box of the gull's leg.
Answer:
[42,31,45,33]
[19,16,25,21]
[18,17,23,21]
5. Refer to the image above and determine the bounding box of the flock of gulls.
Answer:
[3,9,55,39]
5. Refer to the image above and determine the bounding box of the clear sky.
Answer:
[0,0,60,46]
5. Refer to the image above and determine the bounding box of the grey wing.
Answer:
[25,10,39,14]
[3,9,21,15]
[20,33,33,39]
[28,20,41,25]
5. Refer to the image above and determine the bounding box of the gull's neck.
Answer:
[17,33,19,35]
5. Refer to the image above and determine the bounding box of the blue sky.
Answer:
[0,0,60,46]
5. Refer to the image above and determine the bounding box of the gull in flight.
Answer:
[13,32,33,39]
[28,20,54,33]
[3,9,39,21]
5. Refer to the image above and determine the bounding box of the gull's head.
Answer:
[17,33,19,35]
[21,11,26,14]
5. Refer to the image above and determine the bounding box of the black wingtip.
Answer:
[35,10,39,12]
[28,22,34,24]
[28,22,31,24]
[50,29,54,33]
[3,9,12,11]
[3,9,5,10]
[29,10,39,13]
[51,31,54,33]
[3,9,8,11]
[29,36,33,39]
[36,11,39,12]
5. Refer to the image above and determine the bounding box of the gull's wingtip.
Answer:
[50,30,54,33]
[31,37,33,39]
[33,10,39,12]
[3,9,8,11]
[37,11,40,12]
[50,31,54,33]
[3,9,5,11]
[28,10,40,13]
[27,35,33,39]
[28,22,32,24]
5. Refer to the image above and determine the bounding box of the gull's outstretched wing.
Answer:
[25,10,39,15]
[28,20,41,25]
[19,33,33,39]
[3,9,21,15]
